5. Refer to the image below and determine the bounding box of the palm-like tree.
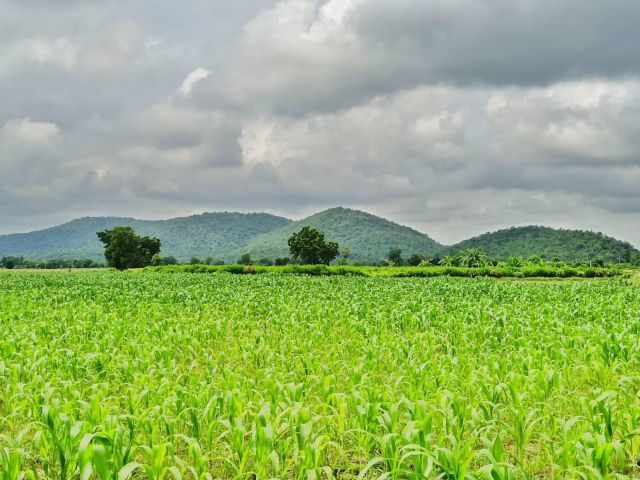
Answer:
[507,256,525,267]
[458,248,489,268]
[439,255,458,267]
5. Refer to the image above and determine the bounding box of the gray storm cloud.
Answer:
[0,0,639,245]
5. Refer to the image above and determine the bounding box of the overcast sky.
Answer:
[1,0,639,245]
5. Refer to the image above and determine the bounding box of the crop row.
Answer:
[1,272,639,478]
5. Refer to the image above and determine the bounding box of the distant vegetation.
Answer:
[0,209,638,266]
[1,256,104,269]
[148,263,627,279]
[243,207,442,262]
[449,225,638,263]
[0,212,291,262]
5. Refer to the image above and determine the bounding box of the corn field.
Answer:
[1,272,640,479]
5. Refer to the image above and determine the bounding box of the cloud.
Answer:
[0,38,78,76]
[178,68,211,97]
[1,118,61,144]
[0,0,639,248]
[486,80,640,164]
[204,0,640,115]
[0,118,63,175]
[234,79,640,243]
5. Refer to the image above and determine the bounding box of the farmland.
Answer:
[1,272,640,479]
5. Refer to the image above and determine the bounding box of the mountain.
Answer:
[242,207,442,262]
[448,225,639,263]
[2,210,637,265]
[0,213,291,262]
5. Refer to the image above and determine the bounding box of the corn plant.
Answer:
[0,272,639,478]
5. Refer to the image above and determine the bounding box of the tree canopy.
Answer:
[387,248,404,266]
[288,227,339,265]
[97,227,161,270]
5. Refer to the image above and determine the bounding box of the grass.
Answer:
[1,271,640,478]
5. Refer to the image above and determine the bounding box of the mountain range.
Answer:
[0,207,637,263]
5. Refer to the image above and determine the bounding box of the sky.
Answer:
[1,0,639,246]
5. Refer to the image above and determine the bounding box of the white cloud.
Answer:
[1,118,61,144]
[486,80,640,163]
[20,38,78,68]
[177,67,210,97]
[240,85,473,180]
[0,38,78,76]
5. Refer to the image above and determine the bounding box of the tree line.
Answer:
[378,247,636,268]
[92,225,342,270]
[2,225,638,270]
[0,256,105,270]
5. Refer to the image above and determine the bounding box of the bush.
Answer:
[224,265,248,274]
[584,268,597,278]
[489,268,502,278]
[284,265,330,276]
[563,267,579,277]
[144,264,623,279]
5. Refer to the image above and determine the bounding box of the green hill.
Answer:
[242,207,442,262]
[0,213,291,262]
[2,210,637,265]
[448,225,639,263]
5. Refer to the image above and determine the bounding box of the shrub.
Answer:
[224,265,247,274]
[144,263,622,279]
[489,268,503,278]
[584,268,597,278]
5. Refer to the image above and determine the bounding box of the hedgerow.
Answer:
[146,264,625,278]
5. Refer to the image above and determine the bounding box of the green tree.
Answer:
[259,258,274,266]
[549,256,564,267]
[439,255,458,267]
[526,255,545,266]
[507,256,525,267]
[407,253,425,267]
[238,253,252,265]
[189,257,201,265]
[339,247,351,265]
[161,256,178,265]
[97,227,161,270]
[387,248,403,266]
[288,227,339,265]
[274,257,290,266]
[458,248,489,268]
[1,256,18,269]
[44,259,63,269]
